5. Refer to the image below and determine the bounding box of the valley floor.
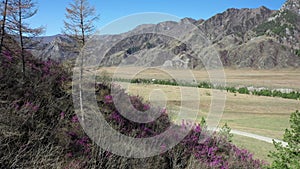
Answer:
[95,67,300,163]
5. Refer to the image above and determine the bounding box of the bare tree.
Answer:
[0,0,9,56]
[7,0,44,77]
[63,0,99,49]
[63,0,98,123]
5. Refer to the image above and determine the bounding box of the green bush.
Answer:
[226,87,237,93]
[198,81,212,89]
[295,49,300,57]
[238,87,250,94]
[269,110,300,168]
[219,123,233,143]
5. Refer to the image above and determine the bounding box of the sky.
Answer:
[27,0,286,36]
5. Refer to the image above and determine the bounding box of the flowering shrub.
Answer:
[92,83,266,168]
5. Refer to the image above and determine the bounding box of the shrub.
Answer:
[198,81,212,89]
[296,49,300,57]
[219,123,233,143]
[238,87,250,95]
[269,110,300,169]
[226,87,237,93]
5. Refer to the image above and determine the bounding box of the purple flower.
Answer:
[104,95,113,103]
[110,111,124,124]
[76,136,89,146]
[3,51,12,62]
[60,111,65,119]
[25,102,32,108]
[67,131,77,137]
[32,105,39,112]
[194,124,201,133]
[15,104,20,110]
[160,144,167,152]
[84,147,91,154]
[66,152,73,158]
[143,104,150,111]
[71,115,79,123]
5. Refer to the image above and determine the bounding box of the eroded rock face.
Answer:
[32,0,300,69]
[199,6,275,41]
[219,37,300,69]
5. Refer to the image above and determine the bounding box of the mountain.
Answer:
[30,35,79,61]
[254,0,300,50]
[32,0,300,69]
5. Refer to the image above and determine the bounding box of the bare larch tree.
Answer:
[0,0,10,56]
[63,0,99,124]
[7,0,44,77]
[63,0,99,49]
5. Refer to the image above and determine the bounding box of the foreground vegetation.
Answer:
[269,110,300,169]
[0,49,299,168]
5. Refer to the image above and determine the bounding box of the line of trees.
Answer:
[112,77,300,100]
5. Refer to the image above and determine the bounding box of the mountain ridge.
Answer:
[32,0,300,69]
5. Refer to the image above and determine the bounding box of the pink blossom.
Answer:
[160,144,167,152]
[60,111,65,119]
[25,102,32,108]
[194,124,201,133]
[3,51,12,62]
[32,105,39,112]
[143,104,150,111]
[66,152,73,158]
[71,115,79,123]
[104,95,113,103]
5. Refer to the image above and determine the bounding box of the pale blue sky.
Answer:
[27,0,286,36]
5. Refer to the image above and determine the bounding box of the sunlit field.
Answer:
[98,66,300,89]
[96,66,300,162]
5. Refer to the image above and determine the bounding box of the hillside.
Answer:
[32,0,300,69]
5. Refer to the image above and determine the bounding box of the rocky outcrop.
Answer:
[199,6,275,42]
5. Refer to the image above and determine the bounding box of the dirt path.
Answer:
[230,129,288,147]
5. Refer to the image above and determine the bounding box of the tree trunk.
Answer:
[18,0,25,78]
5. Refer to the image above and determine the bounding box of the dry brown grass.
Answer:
[115,82,300,138]
[98,66,300,89]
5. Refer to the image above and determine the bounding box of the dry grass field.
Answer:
[98,66,300,89]
[96,66,300,162]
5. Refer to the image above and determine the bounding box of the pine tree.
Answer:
[269,110,300,168]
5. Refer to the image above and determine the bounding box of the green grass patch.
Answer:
[232,134,275,163]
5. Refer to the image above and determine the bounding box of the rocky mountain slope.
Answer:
[33,0,300,69]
